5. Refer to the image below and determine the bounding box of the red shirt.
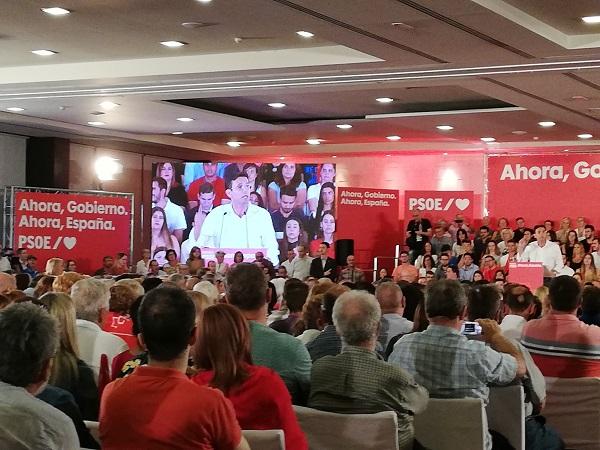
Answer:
[481,265,499,282]
[187,176,226,207]
[100,366,242,450]
[193,365,308,450]
[101,312,138,352]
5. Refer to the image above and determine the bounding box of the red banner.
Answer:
[337,187,400,276]
[13,191,132,275]
[488,154,600,227]
[404,190,474,224]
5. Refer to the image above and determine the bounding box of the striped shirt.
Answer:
[521,312,600,378]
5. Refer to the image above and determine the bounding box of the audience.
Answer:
[309,290,428,450]
[376,281,413,350]
[500,284,537,340]
[580,285,600,326]
[270,279,309,335]
[101,284,138,351]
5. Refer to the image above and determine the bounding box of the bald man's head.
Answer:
[375,281,404,314]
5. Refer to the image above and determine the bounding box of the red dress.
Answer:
[193,365,308,450]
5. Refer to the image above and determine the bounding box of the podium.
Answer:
[507,262,544,290]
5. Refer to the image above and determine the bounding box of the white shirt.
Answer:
[593,252,600,269]
[76,319,128,380]
[199,203,279,262]
[0,256,11,272]
[180,226,203,263]
[499,314,527,340]
[270,277,287,300]
[280,259,294,274]
[155,199,186,234]
[290,256,313,280]
[499,253,517,267]
[136,259,149,275]
[517,240,563,274]
[0,381,79,450]
[216,262,229,275]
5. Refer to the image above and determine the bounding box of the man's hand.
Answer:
[476,319,501,342]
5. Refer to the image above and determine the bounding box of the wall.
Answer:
[0,133,27,188]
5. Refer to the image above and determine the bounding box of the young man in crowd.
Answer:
[290,245,313,281]
[458,253,478,281]
[392,251,418,283]
[309,242,337,281]
[186,162,225,209]
[94,256,114,276]
[270,185,305,238]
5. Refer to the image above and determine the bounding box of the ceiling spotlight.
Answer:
[31,49,57,56]
[306,139,322,145]
[538,121,556,127]
[176,117,194,122]
[41,7,71,15]
[481,137,496,142]
[436,125,454,131]
[87,121,105,126]
[376,97,394,103]
[564,149,570,152]
[197,0,213,3]
[385,154,392,157]
[332,155,337,158]
[336,124,352,129]
[6,107,25,112]
[443,152,448,156]
[171,131,184,135]
[279,156,285,160]
[160,41,187,48]
[227,141,244,148]
[99,101,120,110]
[296,31,314,38]
[268,102,286,108]
[386,135,401,141]
[511,130,527,135]
[582,16,600,24]
[578,133,593,139]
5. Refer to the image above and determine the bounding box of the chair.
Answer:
[542,377,600,450]
[487,385,525,450]
[294,405,399,450]
[242,430,285,450]
[413,398,487,450]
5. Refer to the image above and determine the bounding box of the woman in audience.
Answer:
[313,180,335,219]
[65,259,77,272]
[193,280,220,305]
[310,212,336,255]
[491,217,510,242]
[150,206,180,258]
[414,242,437,269]
[494,269,506,288]
[162,249,180,275]
[101,284,138,352]
[156,161,187,207]
[294,293,324,344]
[577,253,598,285]
[278,218,308,262]
[186,246,205,275]
[193,304,308,450]
[453,228,471,256]
[496,227,513,253]
[249,191,266,208]
[243,163,267,206]
[534,285,550,316]
[267,162,307,211]
[562,230,579,262]
[230,251,244,269]
[52,271,86,294]
[111,252,129,275]
[568,242,585,271]
[45,257,64,276]
[33,275,55,298]
[483,240,502,264]
[35,292,98,420]
[472,270,484,282]
[307,163,336,216]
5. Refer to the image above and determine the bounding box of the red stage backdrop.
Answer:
[336,187,400,277]
[488,154,600,227]
[404,190,474,225]
[13,191,132,274]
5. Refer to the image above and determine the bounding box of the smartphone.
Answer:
[461,321,483,335]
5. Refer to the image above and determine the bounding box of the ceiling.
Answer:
[1,0,600,157]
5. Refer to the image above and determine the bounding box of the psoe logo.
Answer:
[408,197,470,211]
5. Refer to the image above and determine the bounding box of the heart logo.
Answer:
[63,237,77,250]
[455,198,470,211]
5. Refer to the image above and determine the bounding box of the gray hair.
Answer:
[193,280,219,304]
[0,303,58,387]
[332,291,381,346]
[425,279,467,319]
[375,281,403,311]
[71,278,110,322]
[114,279,145,298]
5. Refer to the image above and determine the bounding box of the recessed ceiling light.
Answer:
[336,124,352,129]
[6,107,25,112]
[87,121,105,126]
[582,16,600,24]
[538,121,556,127]
[571,95,589,101]
[511,130,527,135]
[296,31,314,38]
[564,149,570,152]
[386,135,401,141]
[443,152,448,156]
[376,97,394,103]
[31,49,57,56]
[578,133,593,139]
[171,131,184,135]
[41,7,71,16]
[533,136,539,140]
[279,156,285,160]
[481,137,496,142]
[437,125,454,131]
[197,0,213,3]
[306,139,323,145]
[176,117,194,122]
[227,141,244,148]
[99,101,120,110]
[332,155,337,158]
[385,154,392,157]
[268,102,286,108]
[160,41,187,48]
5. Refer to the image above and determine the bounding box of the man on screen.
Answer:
[199,173,279,262]
[270,185,305,238]
[187,162,225,209]
[152,177,186,242]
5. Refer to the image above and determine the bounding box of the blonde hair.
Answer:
[187,291,212,317]
[53,272,87,294]
[45,258,64,276]
[193,281,219,304]
[535,285,550,316]
[114,278,144,298]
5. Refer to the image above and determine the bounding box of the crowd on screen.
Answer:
[5,214,600,449]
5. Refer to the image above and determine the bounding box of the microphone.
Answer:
[219,211,228,247]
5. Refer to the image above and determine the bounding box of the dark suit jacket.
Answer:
[310,256,337,281]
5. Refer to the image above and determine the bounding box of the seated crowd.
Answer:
[2,214,600,449]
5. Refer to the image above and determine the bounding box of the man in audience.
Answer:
[392,251,418,283]
[337,254,365,283]
[499,239,518,267]
[513,216,527,242]
[23,255,39,278]
[227,263,311,404]
[0,272,16,294]
[434,251,451,280]
[152,176,186,242]
[310,242,337,281]
[309,291,428,450]
[458,252,478,281]
[430,226,453,257]
[186,182,215,225]
[94,255,114,277]
[254,251,275,278]
[290,245,313,280]
[473,226,492,263]
[389,279,526,450]
[72,279,128,379]
[0,303,79,449]
[581,224,595,252]
[186,162,225,209]
[135,249,151,275]
[100,287,249,449]
[406,210,432,259]
[448,213,471,243]
[522,276,600,377]
[591,238,600,268]
[517,224,563,279]
[270,185,305,237]
[306,285,348,362]
[146,259,166,277]
[270,279,309,335]
[280,249,295,274]
[12,247,28,273]
[500,284,537,340]
[544,220,558,242]
[376,282,413,350]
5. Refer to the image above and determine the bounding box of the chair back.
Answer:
[487,385,525,450]
[294,406,398,450]
[242,430,285,450]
